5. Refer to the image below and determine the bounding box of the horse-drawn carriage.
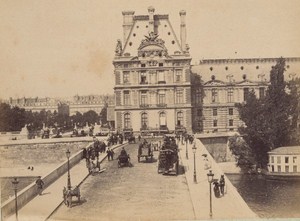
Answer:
[126,134,136,143]
[63,186,80,208]
[157,139,179,175]
[118,148,131,167]
[138,142,153,162]
[118,154,131,167]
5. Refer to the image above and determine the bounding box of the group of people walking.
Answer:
[213,175,226,198]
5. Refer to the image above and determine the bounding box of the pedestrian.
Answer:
[107,148,112,161]
[35,176,44,195]
[202,154,211,170]
[219,175,225,196]
[213,181,221,198]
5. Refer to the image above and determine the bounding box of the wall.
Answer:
[1,145,86,220]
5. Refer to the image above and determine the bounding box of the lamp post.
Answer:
[192,143,197,183]
[66,148,71,190]
[185,137,188,159]
[12,177,19,221]
[207,170,214,218]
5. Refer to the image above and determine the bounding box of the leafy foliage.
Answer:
[0,103,106,132]
[228,134,256,172]
[230,57,299,170]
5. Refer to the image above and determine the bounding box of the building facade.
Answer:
[6,94,115,116]
[267,146,300,176]
[69,94,115,116]
[113,7,300,134]
[113,7,192,134]
[191,57,300,133]
[7,97,58,112]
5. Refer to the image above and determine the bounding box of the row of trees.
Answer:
[0,103,108,132]
[229,58,300,172]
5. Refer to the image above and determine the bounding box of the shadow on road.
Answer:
[70,198,87,208]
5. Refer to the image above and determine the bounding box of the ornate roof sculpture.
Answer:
[137,32,168,58]
[115,39,122,56]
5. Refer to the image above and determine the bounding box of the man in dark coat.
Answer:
[36,176,44,195]
[219,175,225,196]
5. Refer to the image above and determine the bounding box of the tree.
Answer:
[263,58,294,149]
[288,77,300,144]
[0,103,12,131]
[83,110,99,125]
[232,57,296,170]
[228,134,256,172]
[99,105,108,125]
[0,103,26,131]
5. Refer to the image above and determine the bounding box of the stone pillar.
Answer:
[122,11,135,43]
[148,6,155,33]
[179,10,186,52]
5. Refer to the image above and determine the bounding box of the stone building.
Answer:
[113,7,193,134]
[6,94,115,121]
[7,97,58,112]
[191,57,300,133]
[113,7,300,134]
[69,94,114,115]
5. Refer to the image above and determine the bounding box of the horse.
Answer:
[63,186,80,207]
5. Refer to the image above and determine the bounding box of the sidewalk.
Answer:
[178,139,258,220]
[4,143,125,221]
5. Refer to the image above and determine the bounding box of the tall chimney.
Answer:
[122,11,135,43]
[148,6,155,33]
[179,10,186,52]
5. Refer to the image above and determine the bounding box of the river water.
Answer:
[227,174,300,218]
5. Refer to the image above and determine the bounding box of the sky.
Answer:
[0,0,300,99]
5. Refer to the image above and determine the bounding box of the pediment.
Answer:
[204,80,226,86]
[236,80,256,86]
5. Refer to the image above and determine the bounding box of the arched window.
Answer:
[177,111,183,126]
[159,112,166,126]
[141,112,148,129]
[124,113,131,129]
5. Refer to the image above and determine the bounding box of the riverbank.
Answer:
[227,173,300,218]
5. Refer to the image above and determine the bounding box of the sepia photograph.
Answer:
[1,0,300,220]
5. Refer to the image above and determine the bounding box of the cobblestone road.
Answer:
[50,140,195,221]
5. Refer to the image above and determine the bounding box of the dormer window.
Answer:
[159,63,163,67]
[141,63,146,68]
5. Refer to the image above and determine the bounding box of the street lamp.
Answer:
[66,148,71,190]
[192,143,197,183]
[12,177,19,221]
[185,137,189,159]
[207,170,214,218]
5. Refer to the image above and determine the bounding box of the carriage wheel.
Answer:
[176,161,179,175]
[150,155,153,162]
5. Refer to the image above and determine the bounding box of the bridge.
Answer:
[1,137,257,220]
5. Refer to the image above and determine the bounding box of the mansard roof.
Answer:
[120,13,183,58]
[192,57,300,84]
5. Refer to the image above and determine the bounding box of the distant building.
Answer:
[7,97,57,112]
[69,94,115,115]
[266,146,300,179]
[5,94,115,120]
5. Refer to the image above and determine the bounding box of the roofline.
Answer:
[133,14,169,21]
[199,57,300,65]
